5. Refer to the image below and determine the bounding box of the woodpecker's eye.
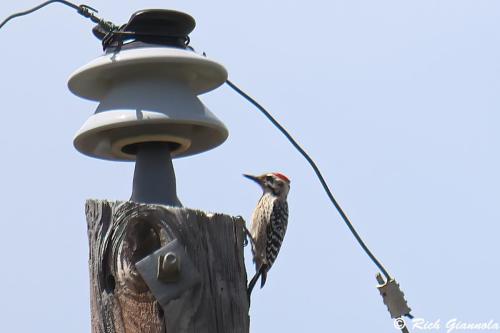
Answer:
[266,176,274,183]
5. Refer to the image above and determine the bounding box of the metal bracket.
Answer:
[136,238,201,308]
[376,273,413,319]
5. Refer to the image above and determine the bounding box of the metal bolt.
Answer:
[157,252,181,283]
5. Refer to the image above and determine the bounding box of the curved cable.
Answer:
[226,79,391,280]
[0,1,81,30]
[0,1,117,34]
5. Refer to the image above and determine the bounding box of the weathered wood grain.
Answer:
[85,200,250,333]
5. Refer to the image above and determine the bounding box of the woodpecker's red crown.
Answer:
[272,172,290,183]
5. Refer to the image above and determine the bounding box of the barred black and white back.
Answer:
[266,199,288,266]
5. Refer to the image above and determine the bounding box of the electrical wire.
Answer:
[226,79,391,280]
[0,1,79,30]
[0,0,116,33]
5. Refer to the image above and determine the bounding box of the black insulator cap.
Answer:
[94,9,196,49]
[125,9,196,37]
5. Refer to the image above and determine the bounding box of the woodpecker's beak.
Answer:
[243,174,261,184]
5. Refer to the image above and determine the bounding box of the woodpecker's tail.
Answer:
[260,269,267,288]
[247,269,261,297]
[247,265,268,298]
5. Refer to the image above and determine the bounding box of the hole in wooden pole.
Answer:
[121,218,165,292]
[129,221,162,264]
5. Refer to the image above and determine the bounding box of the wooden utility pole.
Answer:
[86,200,250,333]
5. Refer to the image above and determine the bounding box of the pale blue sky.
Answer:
[1,1,499,332]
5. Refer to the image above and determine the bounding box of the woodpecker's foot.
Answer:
[243,226,255,248]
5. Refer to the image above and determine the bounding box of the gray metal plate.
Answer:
[136,238,201,308]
